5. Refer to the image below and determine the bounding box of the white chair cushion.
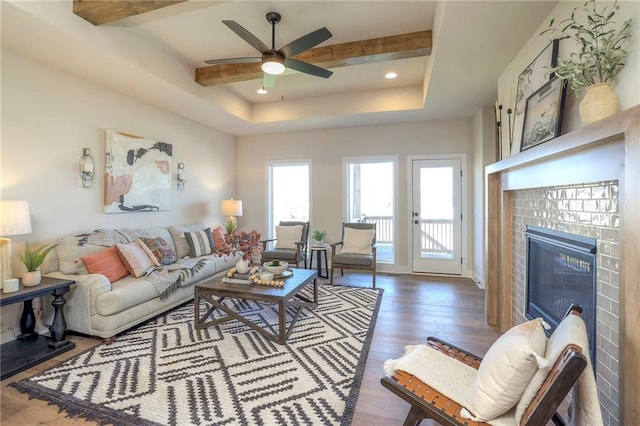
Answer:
[463,318,548,421]
[274,225,303,249]
[340,227,374,255]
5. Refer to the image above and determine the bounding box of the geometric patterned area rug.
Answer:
[11,284,383,426]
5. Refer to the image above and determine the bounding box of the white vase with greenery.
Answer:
[541,0,632,124]
[19,243,57,287]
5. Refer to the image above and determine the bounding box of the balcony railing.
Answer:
[359,215,453,258]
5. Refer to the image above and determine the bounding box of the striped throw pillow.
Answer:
[184,228,214,257]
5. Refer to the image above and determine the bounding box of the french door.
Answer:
[411,158,463,274]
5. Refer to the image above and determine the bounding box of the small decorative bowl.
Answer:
[263,261,288,275]
[259,272,274,281]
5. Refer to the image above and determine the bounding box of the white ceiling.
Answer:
[1,1,557,136]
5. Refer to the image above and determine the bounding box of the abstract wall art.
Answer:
[104,130,172,213]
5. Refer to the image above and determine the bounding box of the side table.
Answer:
[0,276,76,380]
[309,244,330,279]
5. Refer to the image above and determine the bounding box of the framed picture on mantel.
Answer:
[521,77,567,151]
[511,39,559,155]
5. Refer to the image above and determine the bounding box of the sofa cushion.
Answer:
[169,224,206,258]
[56,236,106,274]
[184,228,215,257]
[139,237,177,266]
[116,242,155,278]
[96,275,160,316]
[81,246,129,283]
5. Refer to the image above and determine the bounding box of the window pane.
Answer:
[346,160,395,262]
[269,163,309,237]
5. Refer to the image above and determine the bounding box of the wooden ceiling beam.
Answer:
[73,0,188,25]
[195,30,432,87]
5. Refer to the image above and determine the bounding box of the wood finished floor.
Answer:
[1,272,501,426]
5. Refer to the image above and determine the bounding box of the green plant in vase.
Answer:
[19,243,57,287]
[312,230,326,245]
[541,0,632,123]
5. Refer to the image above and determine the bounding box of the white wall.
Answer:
[471,107,496,288]
[497,1,640,159]
[0,50,236,340]
[236,119,473,274]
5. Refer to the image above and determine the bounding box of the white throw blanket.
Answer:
[384,344,478,414]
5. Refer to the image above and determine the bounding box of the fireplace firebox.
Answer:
[525,226,597,364]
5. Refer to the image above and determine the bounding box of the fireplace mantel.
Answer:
[485,105,639,424]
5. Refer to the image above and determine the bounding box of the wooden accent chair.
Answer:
[260,221,309,269]
[330,222,377,288]
[381,305,589,426]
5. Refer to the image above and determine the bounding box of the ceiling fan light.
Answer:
[261,54,285,75]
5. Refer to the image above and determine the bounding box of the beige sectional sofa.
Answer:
[43,224,241,339]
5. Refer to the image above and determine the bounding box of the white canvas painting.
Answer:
[104,130,172,213]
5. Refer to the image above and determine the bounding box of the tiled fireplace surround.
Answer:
[512,181,620,424]
[485,105,639,425]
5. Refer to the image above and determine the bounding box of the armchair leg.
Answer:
[403,405,426,426]
[330,266,334,284]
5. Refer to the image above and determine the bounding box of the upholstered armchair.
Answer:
[261,221,309,269]
[330,222,377,288]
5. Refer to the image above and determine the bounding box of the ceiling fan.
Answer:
[204,12,333,87]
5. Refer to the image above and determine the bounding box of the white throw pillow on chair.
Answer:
[340,227,374,255]
[274,225,303,249]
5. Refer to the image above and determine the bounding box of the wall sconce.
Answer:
[80,148,95,188]
[177,163,185,191]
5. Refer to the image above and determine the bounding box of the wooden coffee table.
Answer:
[194,268,318,344]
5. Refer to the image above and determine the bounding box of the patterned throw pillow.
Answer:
[184,228,214,257]
[212,226,232,254]
[116,242,155,278]
[80,246,129,283]
[139,237,177,266]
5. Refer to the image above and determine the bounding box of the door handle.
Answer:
[414,220,419,224]
[413,212,419,217]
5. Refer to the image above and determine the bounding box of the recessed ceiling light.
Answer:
[257,87,267,95]
[385,72,398,79]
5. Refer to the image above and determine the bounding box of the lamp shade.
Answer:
[221,199,243,217]
[0,200,32,236]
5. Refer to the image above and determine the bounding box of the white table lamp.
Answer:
[0,200,33,283]
[221,199,243,233]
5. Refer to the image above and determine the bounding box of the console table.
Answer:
[0,276,75,380]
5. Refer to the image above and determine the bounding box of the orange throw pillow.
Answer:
[81,246,129,283]
[212,226,232,254]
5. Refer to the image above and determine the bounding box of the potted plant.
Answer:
[19,243,57,287]
[541,0,633,124]
[312,230,327,245]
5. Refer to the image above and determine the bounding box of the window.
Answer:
[345,158,396,262]
[267,161,310,237]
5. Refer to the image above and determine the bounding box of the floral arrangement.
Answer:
[226,229,262,261]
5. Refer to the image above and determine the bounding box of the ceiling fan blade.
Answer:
[222,20,270,54]
[285,58,333,78]
[279,27,332,58]
[204,57,261,65]
[263,73,277,88]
